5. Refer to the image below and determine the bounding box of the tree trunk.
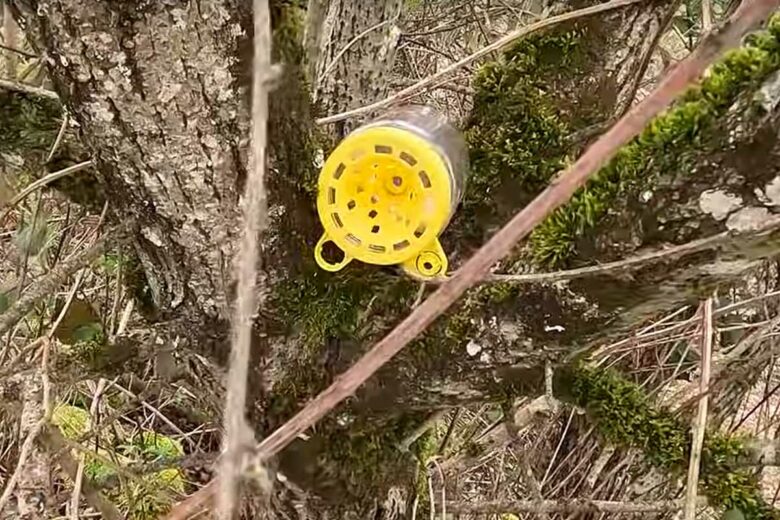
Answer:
[311,0,403,137]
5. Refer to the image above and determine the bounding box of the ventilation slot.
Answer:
[393,240,410,251]
[347,200,356,210]
[327,187,336,205]
[400,152,417,166]
[419,171,432,188]
[334,163,346,180]
[368,210,378,219]
[375,144,393,154]
[414,224,426,238]
[371,225,380,234]
[331,213,343,228]
[369,244,386,253]
[346,233,361,246]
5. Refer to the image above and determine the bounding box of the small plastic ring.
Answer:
[314,234,352,272]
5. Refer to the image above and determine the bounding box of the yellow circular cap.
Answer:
[316,126,453,266]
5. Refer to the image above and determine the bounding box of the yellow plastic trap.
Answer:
[314,106,467,280]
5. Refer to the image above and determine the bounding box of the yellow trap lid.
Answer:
[315,125,453,278]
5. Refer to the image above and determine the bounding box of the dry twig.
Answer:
[217,0,271,517]
[0,77,58,99]
[70,379,107,520]
[165,2,779,517]
[454,229,750,284]
[446,498,706,515]
[684,298,714,520]
[316,0,644,124]
[0,226,123,338]
[0,338,51,512]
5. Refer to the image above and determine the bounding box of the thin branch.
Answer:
[0,226,123,338]
[217,0,271,517]
[702,0,714,32]
[71,379,107,520]
[0,77,58,99]
[48,269,86,339]
[684,298,713,520]
[43,427,122,520]
[446,498,706,514]
[0,42,37,59]
[456,229,740,285]
[164,2,778,517]
[316,0,645,124]
[0,160,93,220]
[45,111,70,163]
[0,338,51,512]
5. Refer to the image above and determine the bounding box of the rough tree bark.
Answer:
[310,0,403,136]
[10,0,780,518]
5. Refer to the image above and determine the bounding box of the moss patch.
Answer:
[567,365,777,520]
[454,30,580,243]
[530,15,780,267]
[0,92,62,157]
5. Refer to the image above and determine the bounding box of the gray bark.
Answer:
[312,0,403,136]
[14,0,247,322]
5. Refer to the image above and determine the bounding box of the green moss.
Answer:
[121,432,183,463]
[569,365,779,519]
[0,92,61,157]
[530,15,780,267]
[459,30,579,240]
[66,324,109,369]
[316,412,429,499]
[116,468,184,520]
[52,404,91,439]
[271,266,414,350]
[51,406,185,520]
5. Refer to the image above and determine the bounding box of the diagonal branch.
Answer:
[0,226,125,338]
[164,2,780,517]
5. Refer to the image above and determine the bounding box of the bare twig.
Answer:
[443,230,746,284]
[446,498,706,514]
[218,0,271,517]
[702,0,714,32]
[316,0,644,124]
[0,338,51,512]
[48,269,86,339]
[164,2,778,517]
[0,42,36,59]
[71,379,107,520]
[45,111,70,164]
[4,2,17,77]
[0,227,121,338]
[0,77,58,99]
[684,298,713,520]
[44,427,122,520]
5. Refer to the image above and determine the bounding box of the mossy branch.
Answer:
[530,14,780,267]
[566,365,779,520]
